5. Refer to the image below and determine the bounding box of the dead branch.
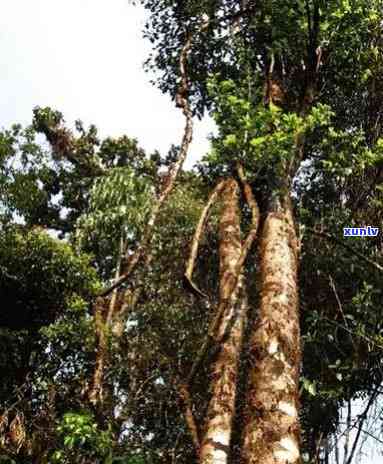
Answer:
[184,179,226,298]
[99,24,198,298]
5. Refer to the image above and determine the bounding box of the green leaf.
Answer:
[250,136,267,147]
[223,134,237,147]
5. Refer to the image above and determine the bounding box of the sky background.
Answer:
[0,0,215,169]
[0,1,381,463]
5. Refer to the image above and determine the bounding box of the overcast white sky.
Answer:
[0,0,215,168]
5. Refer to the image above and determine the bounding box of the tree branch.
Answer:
[178,383,200,456]
[184,179,226,298]
[99,20,206,298]
[328,275,357,352]
[89,17,211,410]
[345,386,380,464]
[237,163,260,257]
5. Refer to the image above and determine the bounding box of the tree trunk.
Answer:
[200,178,247,464]
[89,236,125,406]
[241,197,301,464]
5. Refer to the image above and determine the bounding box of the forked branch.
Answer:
[186,171,260,385]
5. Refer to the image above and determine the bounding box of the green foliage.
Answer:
[301,377,317,397]
[0,457,16,464]
[0,108,162,242]
[0,227,99,330]
[76,166,153,256]
[200,76,335,200]
[51,412,113,463]
[0,124,57,228]
[207,78,334,168]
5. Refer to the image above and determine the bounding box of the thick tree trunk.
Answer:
[241,197,301,464]
[200,178,247,464]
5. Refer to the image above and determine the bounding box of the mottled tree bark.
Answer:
[241,197,301,464]
[200,178,247,464]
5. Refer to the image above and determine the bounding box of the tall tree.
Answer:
[1,1,383,461]
[241,198,301,464]
[141,1,383,462]
[199,178,245,464]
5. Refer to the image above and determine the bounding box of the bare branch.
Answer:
[343,399,352,464]
[345,387,380,464]
[328,387,383,456]
[328,275,357,352]
[323,317,383,351]
[184,179,226,298]
[99,20,205,298]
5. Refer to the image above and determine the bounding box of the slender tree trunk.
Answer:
[200,178,247,464]
[89,237,125,406]
[241,197,301,464]
[343,399,351,464]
